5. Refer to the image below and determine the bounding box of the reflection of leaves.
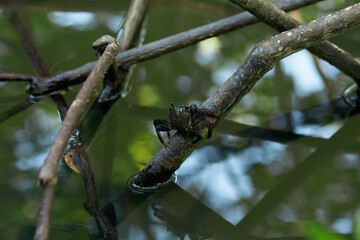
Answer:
[305,221,347,240]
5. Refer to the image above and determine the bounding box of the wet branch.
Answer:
[230,0,360,85]
[24,0,319,96]
[133,3,360,187]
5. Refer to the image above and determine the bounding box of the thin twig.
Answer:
[230,0,360,85]
[133,3,360,187]
[27,0,321,96]
[35,38,120,240]
[9,9,49,76]
[0,97,39,123]
[77,146,121,240]
[0,72,35,82]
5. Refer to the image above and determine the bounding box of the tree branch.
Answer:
[230,0,360,85]
[34,38,119,240]
[0,72,35,82]
[133,3,360,187]
[27,0,321,96]
[35,0,148,238]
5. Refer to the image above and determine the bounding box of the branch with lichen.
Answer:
[230,0,360,85]
[132,3,360,187]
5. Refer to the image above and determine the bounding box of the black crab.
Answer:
[153,102,218,146]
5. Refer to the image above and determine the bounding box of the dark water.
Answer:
[0,1,360,239]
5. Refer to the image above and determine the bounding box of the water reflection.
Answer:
[47,12,96,30]
[280,50,325,97]
[13,108,59,171]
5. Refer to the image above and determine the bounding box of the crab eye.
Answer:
[190,104,197,111]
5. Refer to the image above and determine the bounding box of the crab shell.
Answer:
[168,106,191,131]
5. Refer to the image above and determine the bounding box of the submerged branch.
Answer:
[133,3,360,187]
[230,0,360,84]
[26,0,320,96]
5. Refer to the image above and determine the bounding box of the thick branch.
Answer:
[230,0,360,84]
[133,3,360,187]
[28,0,320,96]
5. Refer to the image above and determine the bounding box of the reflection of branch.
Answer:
[77,146,121,240]
[133,4,360,187]
[25,0,320,96]
[149,182,257,240]
[236,113,360,233]
[230,0,360,85]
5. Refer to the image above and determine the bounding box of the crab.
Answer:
[154,102,218,146]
